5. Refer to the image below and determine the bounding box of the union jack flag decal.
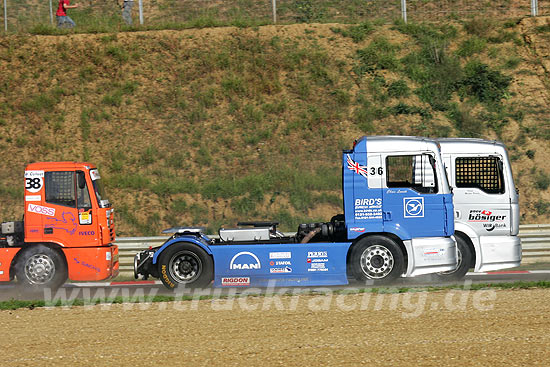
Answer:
[346,154,368,178]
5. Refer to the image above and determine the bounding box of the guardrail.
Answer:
[115,224,550,274]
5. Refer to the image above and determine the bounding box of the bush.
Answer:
[332,22,374,43]
[354,37,400,76]
[387,80,410,98]
[535,171,550,191]
[456,37,487,58]
[464,18,494,37]
[447,103,483,137]
[461,60,512,105]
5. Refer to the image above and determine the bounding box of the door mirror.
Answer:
[77,171,86,190]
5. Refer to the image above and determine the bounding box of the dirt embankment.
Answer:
[0,288,549,366]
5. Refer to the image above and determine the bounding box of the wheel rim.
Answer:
[168,251,202,284]
[360,245,394,279]
[24,254,56,285]
[441,246,463,275]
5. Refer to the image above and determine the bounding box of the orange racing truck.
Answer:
[0,162,118,290]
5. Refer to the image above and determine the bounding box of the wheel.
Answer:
[15,245,68,292]
[350,235,404,284]
[157,243,213,289]
[435,235,472,281]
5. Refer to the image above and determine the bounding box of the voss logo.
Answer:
[230,252,261,270]
[27,204,55,216]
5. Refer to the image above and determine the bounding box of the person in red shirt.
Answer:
[56,0,79,28]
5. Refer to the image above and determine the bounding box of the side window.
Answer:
[455,156,504,194]
[45,171,76,207]
[386,154,438,194]
[76,171,92,210]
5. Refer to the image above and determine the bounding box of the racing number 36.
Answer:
[370,167,383,175]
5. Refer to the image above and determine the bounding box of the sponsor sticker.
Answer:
[404,197,424,218]
[354,198,382,221]
[106,252,112,261]
[269,251,291,259]
[308,262,328,272]
[79,211,92,225]
[230,252,261,270]
[27,204,55,217]
[24,171,44,193]
[25,195,41,202]
[423,248,445,256]
[89,169,101,181]
[221,277,250,286]
[350,227,366,233]
[269,267,292,274]
[468,209,507,231]
[307,251,328,258]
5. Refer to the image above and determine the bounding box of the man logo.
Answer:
[230,251,261,270]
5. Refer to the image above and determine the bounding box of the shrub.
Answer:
[332,22,374,43]
[461,60,511,105]
[535,171,550,191]
[464,18,494,37]
[456,37,487,58]
[387,80,410,98]
[447,103,483,137]
[354,37,400,76]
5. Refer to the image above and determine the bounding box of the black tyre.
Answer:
[435,235,472,281]
[350,235,404,284]
[15,245,68,291]
[158,243,213,289]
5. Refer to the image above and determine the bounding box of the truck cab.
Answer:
[437,138,521,278]
[1,162,118,290]
[135,136,457,288]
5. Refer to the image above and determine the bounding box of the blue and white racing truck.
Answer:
[134,136,458,288]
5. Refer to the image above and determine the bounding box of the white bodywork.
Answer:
[403,236,457,276]
[439,138,521,272]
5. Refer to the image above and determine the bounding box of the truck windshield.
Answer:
[89,169,110,208]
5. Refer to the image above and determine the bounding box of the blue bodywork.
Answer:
[149,136,454,287]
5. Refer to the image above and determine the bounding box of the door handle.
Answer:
[383,211,392,221]
[455,210,461,219]
[44,228,53,234]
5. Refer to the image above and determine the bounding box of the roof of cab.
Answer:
[353,135,439,154]
[437,138,506,155]
[25,162,97,171]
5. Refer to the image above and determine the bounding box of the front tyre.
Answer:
[435,235,472,281]
[15,245,68,292]
[350,235,404,284]
[158,243,213,289]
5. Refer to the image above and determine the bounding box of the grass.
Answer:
[3,280,550,311]
[0,17,544,234]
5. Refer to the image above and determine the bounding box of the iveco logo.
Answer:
[230,252,261,270]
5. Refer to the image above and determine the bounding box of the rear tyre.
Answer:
[435,235,472,281]
[15,245,68,292]
[350,235,404,284]
[158,243,213,289]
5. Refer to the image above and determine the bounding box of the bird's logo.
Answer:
[404,198,424,218]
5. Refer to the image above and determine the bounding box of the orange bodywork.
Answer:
[0,162,118,282]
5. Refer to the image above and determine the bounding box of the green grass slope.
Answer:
[1,17,550,235]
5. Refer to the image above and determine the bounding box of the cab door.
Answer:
[43,170,99,247]
[382,153,446,239]
[451,155,510,235]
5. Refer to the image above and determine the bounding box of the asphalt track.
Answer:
[1,270,549,301]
